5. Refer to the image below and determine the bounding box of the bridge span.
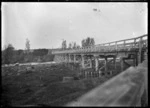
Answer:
[52,34,148,106]
[52,34,147,73]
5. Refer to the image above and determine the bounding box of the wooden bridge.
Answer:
[52,34,148,72]
[11,35,147,107]
[52,34,148,106]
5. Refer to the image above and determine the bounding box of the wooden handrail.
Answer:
[52,34,147,54]
[96,34,147,47]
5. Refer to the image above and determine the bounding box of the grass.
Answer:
[2,61,131,106]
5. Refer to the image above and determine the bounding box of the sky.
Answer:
[2,2,147,50]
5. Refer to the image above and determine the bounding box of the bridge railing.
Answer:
[52,34,147,54]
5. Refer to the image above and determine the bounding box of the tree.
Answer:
[2,44,15,64]
[68,42,78,49]
[25,38,30,54]
[81,40,86,48]
[81,37,95,48]
[68,43,72,49]
[62,40,67,50]
[76,45,80,49]
[86,37,91,46]
[33,49,48,56]
[17,49,24,55]
[17,49,24,63]
[90,38,95,46]
[72,42,77,49]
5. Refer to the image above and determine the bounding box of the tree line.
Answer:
[61,37,95,49]
[2,39,54,64]
[2,37,95,64]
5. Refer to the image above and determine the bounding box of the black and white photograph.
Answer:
[1,2,148,107]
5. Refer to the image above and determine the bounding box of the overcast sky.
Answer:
[2,2,147,50]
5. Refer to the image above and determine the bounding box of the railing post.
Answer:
[109,43,110,51]
[138,37,143,64]
[124,40,126,50]
[115,42,117,51]
[134,38,136,49]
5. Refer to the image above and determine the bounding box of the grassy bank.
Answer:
[2,61,127,106]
